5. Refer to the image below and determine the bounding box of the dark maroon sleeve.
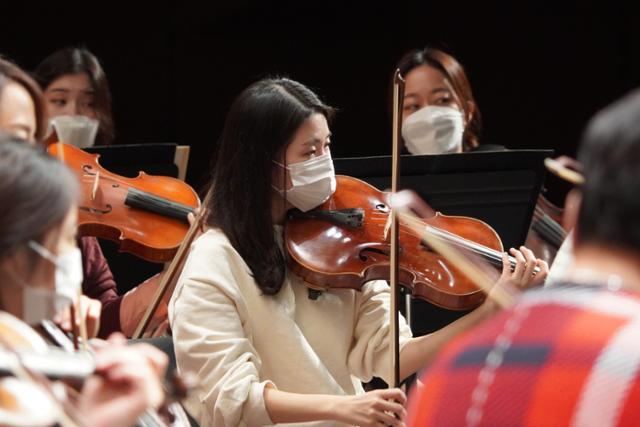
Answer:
[78,237,123,338]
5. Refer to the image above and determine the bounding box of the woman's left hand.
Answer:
[499,246,549,290]
[484,246,549,312]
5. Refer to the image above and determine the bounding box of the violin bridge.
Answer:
[383,209,393,241]
[91,171,100,201]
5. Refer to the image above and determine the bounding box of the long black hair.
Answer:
[206,78,334,295]
[33,47,115,146]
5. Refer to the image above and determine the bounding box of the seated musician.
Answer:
[33,46,115,146]
[407,89,640,426]
[0,137,167,427]
[394,46,565,267]
[169,77,548,426]
[1,54,168,337]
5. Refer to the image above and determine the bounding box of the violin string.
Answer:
[366,217,507,260]
[542,215,566,241]
[534,206,566,241]
[321,209,534,269]
[371,210,566,255]
[366,221,507,268]
[397,211,514,308]
[533,213,566,246]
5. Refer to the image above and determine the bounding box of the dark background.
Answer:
[2,4,639,203]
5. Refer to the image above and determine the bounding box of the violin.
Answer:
[524,194,567,264]
[0,312,192,427]
[524,155,584,264]
[286,175,535,311]
[0,377,59,427]
[0,312,92,427]
[47,143,200,263]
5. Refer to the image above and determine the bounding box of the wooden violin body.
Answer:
[48,143,200,262]
[286,176,506,310]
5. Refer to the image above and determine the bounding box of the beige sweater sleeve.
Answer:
[169,237,274,427]
[347,280,412,385]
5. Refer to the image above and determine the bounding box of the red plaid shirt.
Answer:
[408,283,640,427]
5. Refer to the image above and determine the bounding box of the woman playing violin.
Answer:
[0,137,167,427]
[1,55,168,337]
[169,77,548,427]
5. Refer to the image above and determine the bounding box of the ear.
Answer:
[563,188,582,241]
[464,101,476,127]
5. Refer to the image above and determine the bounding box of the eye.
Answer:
[435,95,455,106]
[403,103,419,113]
[80,99,95,109]
[50,99,66,107]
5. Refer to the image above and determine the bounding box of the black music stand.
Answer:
[333,149,553,335]
[86,143,179,178]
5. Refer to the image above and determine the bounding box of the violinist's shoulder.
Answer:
[188,228,250,277]
[191,228,236,258]
[194,227,230,245]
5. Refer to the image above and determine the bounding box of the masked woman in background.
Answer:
[34,46,114,146]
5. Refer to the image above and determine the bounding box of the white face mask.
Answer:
[22,241,83,325]
[22,286,74,325]
[49,115,99,148]
[401,105,465,155]
[272,151,337,212]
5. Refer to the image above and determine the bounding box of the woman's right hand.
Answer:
[334,388,407,427]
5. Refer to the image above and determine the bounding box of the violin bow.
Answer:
[132,190,209,339]
[388,69,404,388]
[51,144,88,351]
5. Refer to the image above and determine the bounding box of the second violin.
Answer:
[48,143,200,263]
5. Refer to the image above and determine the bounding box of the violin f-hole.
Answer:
[359,245,403,262]
[79,204,113,215]
[359,247,390,262]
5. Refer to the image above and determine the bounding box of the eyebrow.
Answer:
[304,133,332,145]
[430,87,451,95]
[48,88,95,95]
[405,87,451,99]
